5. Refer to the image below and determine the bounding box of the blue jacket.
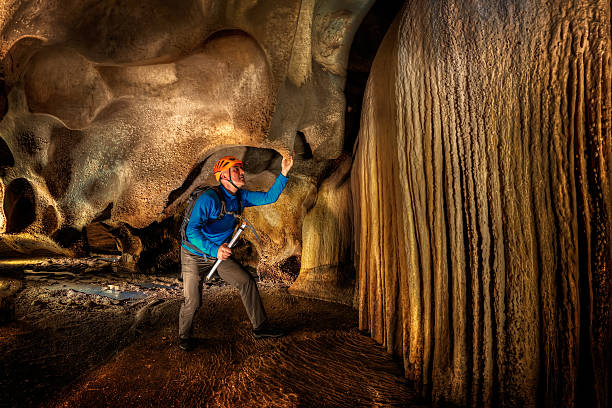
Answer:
[182,173,288,258]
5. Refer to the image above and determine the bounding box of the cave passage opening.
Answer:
[4,177,36,233]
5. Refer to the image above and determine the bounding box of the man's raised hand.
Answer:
[281,151,294,176]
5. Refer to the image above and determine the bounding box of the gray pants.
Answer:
[178,247,267,339]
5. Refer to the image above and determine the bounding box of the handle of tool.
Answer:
[206,222,247,280]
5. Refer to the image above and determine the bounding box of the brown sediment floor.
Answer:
[1,264,427,408]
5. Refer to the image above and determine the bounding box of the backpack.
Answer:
[180,185,243,257]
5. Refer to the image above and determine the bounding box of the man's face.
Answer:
[223,166,245,188]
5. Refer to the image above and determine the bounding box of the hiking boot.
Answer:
[178,337,194,351]
[253,322,285,339]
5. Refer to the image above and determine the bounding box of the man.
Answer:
[178,153,294,351]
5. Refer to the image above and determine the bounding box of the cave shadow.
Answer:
[0,312,136,407]
[0,284,181,408]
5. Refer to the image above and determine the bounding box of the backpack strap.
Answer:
[180,187,210,256]
[181,185,244,257]
[209,185,243,218]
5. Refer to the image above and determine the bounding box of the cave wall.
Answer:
[351,1,610,407]
[0,0,373,265]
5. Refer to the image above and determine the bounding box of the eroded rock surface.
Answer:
[0,0,373,269]
[352,1,610,407]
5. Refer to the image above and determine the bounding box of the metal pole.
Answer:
[206,221,247,280]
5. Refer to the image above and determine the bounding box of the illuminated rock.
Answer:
[0,0,374,264]
[352,1,610,407]
[289,155,354,305]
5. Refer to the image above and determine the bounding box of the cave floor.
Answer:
[0,262,428,408]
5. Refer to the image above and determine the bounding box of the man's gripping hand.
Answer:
[217,243,232,260]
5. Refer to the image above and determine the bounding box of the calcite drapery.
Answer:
[352,1,610,407]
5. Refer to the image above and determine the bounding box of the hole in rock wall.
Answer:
[0,77,7,121]
[41,205,58,235]
[205,28,254,45]
[295,131,313,160]
[135,216,181,273]
[52,227,85,250]
[0,138,15,169]
[242,147,281,174]
[276,255,300,280]
[4,178,36,233]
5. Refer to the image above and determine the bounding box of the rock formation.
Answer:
[1,1,609,407]
[0,0,374,269]
[352,1,610,407]
[289,154,354,305]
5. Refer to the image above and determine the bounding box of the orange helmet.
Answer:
[214,156,243,181]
